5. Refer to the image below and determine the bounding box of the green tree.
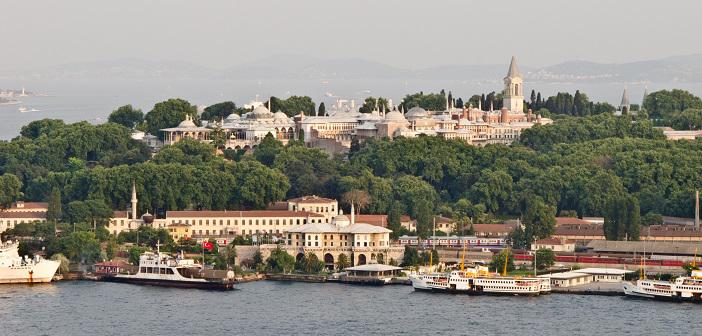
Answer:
[490,249,514,274]
[201,101,249,121]
[46,187,62,225]
[144,98,198,136]
[51,253,70,274]
[670,108,702,130]
[266,246,295,273]
[336,253,351,270]
[401,246,421,266]
[644,89,702,119]
[0,173,22,209]
[318,102,326,116]
[128,246,148,265]
[62,231,101,264]
[105,239,119,260]
[534,248,555,270]
[108,105,144,129]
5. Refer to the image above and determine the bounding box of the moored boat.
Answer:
[103,248,235,290]
[623,270,702,302]
[0,239,60,284]
[410,266,545,296]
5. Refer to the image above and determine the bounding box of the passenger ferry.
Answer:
[103,248,235,290]
[623,270,702,302]
[410,266,547,296]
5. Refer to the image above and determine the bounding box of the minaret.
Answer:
[642,85,649,107]
[350,203,355,225]
[696,190,700,230]
[131,180,138,220]
[502,56,524,113]
[619,87,630,115]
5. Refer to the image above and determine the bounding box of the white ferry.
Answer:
[0,239,60,284]
[104,249,235,290]
[410,266,547,296]
[623,270,702,302]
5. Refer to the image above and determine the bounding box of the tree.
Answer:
[534,248,555,270]
[644,89,702,119]
[51,253,70,274]
[318,102,326,116]
[144,98,198,136]
[604,195,640,241]
[358,97,390,113]
[0,173,22,209]
[401,246,421,267]
[62,231,101,264]
[336,253,351,270]
[254,134,284,167]
[490,249,514,274]
[420,249,439,265]
[201,101,249,121]
[266,246,295,273]
[252,250,264,269]
[108,105,144,129]
[105,239,118,260]
[387,201,404,239]
[221,241,238,269]
[402,92,446,111]
[341,189,371,214]
[46,187,62,225]
[128,246,148,265]
[522,197,557,242]
[670,108,702,130]
[298,252,325,273]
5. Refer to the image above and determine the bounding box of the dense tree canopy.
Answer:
[144,98,199,135]
[201,101,250,121]
[108,105,144,129]
[402,91,446,111]
[268,96,315,117]
[644,89,702,119]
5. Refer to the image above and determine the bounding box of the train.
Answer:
[397,235,506,248]
[513,254,686,267]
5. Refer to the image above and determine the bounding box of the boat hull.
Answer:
[103,275,235,290]
[623,283,702,303]
[0,260,60,284]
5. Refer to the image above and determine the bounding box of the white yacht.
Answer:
[104,249,235,290]
[0,239,60,284]
[410,266,546,296]
[623,270,702,302]
[18,106,28,113]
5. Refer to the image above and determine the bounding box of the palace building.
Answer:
[140,56,551,154]
[0,201,49,233]
[260,205,405,268]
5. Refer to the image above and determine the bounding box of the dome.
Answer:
[332,213,350,227]
[177,114,197,128]
[384,110,407,122]
[248,105,274,120]
[224,113,240,122]
[273,111,289,121]
[141,212,154,224]
[406,106,429,120]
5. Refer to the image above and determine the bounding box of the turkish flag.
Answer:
[203,241,214,251]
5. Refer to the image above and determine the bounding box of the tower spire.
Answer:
[131,180,138,220]
[506,56,521,78]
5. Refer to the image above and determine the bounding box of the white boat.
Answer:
[410,266,546,296]
[0,239,60,284]
[104,248,235,290]
[18,106,28,113]
[623,270,702,302]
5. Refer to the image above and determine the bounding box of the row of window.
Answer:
[140,267,174,275]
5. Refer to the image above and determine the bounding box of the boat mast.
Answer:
[502,249,509,276]
[460,238,467,272]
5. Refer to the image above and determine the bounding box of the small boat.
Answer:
[29,108,40,112]
[18,106,28,113]
[103,246,235,290]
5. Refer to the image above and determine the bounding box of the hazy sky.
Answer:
[2,0,701,70]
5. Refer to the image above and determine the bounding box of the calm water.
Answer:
[1,78,702,139]
[0,281,699,336]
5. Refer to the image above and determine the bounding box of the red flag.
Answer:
[203,241,214,251]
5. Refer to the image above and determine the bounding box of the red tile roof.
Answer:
[113,211,129,219]
[0,211,46,219]
[534,238,574,245]
[355,215,389,227]
[165,210,325,218]
[555,217,591,226]
[266,201,289,210]
[9,202,48,210]
[472,224,516,234]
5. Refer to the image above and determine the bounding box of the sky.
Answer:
[1,0,701,70]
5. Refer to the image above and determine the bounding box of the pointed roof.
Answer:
[642,85,649,105]
[506,56,521,78]
[620,87,630,107]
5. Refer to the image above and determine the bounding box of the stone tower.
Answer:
[502,56,524,113]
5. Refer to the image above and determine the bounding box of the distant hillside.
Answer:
[2,54,702,83]
[529,54,702,83]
